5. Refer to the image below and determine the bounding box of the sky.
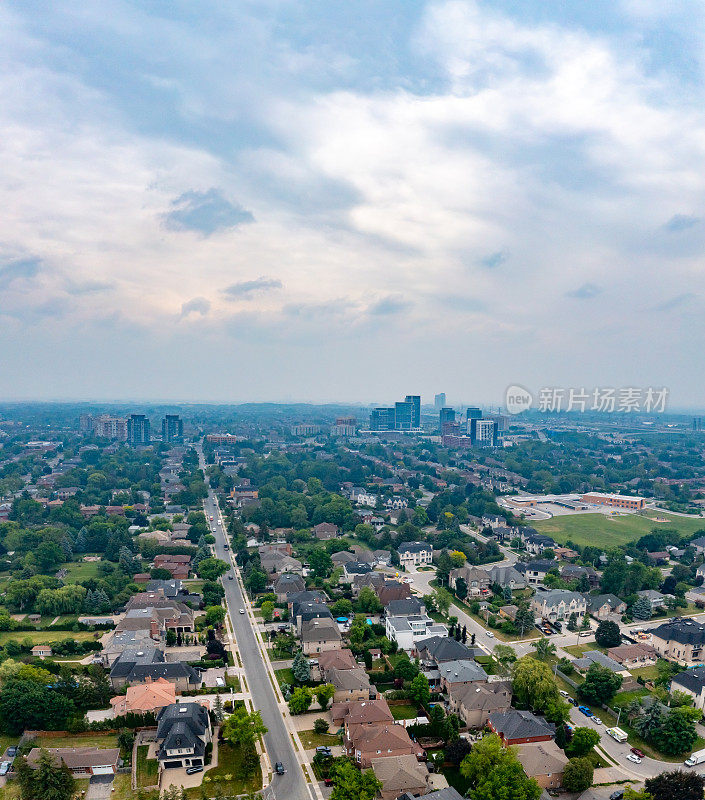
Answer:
[1,1,705,408]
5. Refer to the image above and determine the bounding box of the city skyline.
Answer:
[2,2,705,404]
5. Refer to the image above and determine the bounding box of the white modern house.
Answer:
[385,614,447,651]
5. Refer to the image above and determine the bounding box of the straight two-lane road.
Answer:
[201,483,311,800]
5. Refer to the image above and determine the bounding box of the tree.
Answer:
[631,595,653,620]
[460,735,540,800]
[454,577,468,600]
[0,679,74,734]
[632,702,665,740]
[205,606,226,627]
[493,644,517,675]
[309,549,333,578]
[531,638,557,661]
[645,770,705,800]
[222,708,267,748]
[595,619,622,648]
[445,737,472,765]
[409,673,431,708]
[213,695,225,724]
[394,657,419,681]
[562,757,594,792]
[165,629,177,647]
[288,687,313,715]
[654,710,698,755]
[434,587,452,617]
[544,697,571,725]
[331,599,353,617]
[197,558,229,581]
[292,651,311,683]
[577,663,623,705]
[314,718,330,734]
[330,760,382,800]
[355,587,382,614]
[514,605,536,636]
[566,727,600,757]
[449,550,466,568]
[314,683,336,710]
[567,612,578,632]
[512,656,560,713]
[16,749,76,800]
[260,601,275,622]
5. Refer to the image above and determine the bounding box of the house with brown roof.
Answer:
[372,754,430,800]
[331,697,394,728]
[377,583,412,606]
[31,644,52,659]
[318,648,357,678]
[26,747,120,777]
[153,554,191,579]
[448,683,512,728]
[516,741,568,790]
[314,522,339,540]
[329,666,373,703]
[109,676,176,716]
[346,723,424,768]
[607,643,658,668]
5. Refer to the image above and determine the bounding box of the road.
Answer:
[199,458,312,800]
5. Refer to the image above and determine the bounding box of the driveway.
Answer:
[85,775,114,800]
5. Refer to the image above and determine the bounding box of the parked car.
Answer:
[578,706,593,717]
[186,766,204,775]
[559,690,570,697]
[626,754,642,764]
[609,791,624,800]
[0,763,12,777]
[592,716,603,725]
[316,746,332,755]
[486,631,494,638]
[630,748,645,758]
[6,747,17,759]
[568,697,578,706]
[324,779,334,786]
[275,762,286,775]
[240,608,245,614]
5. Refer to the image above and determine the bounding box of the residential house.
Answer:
[31,645,52,659]
[448,566,491,596]
[373,550,392,567]
[109,647,201,691]
[26,748,120,777]
[372,754,430,800]
[332,697,393,729]
[522,533,557,556]
[152,554,191,580]
[292,601,333,635]
[670,667,705,710]
[519,559,557,585]
[318,648,357,679]
[448,682,512,728]
[353,572,387,595]
[437,659,488,691]
[386,615,448,651]
[109,677,176,716]
[560,564,599,587]
[346,723,424,768]
[313,522,339,540]
[301,618,343,655]
[260,551,303,575]
[156,702,212,770]
[397,542,433,570]
[691,536,705,555]
[636,590,668,614]
[486,565,527,590]
[651,618,705,666]
[273,573,306,602]
[531,589,586,624]
[329,667,374,703]
[377,582,412,606]
[385,597,425,618]
[415,636,474,665]
[342,561,374,583]
[332,551,357,567]
[572,651,629,677]
[516,741,568,790]
[586,594,627,620]
[607,643,658,669]
[488,710,555,746]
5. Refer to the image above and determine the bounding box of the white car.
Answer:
[559,690,570,697]
[626,753,642,764]
[592,717,602,726]
[486,631,495,638]
[239,608,245,614]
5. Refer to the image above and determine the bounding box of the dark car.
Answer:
[275,762,286,775]
[324,779,334,786]
[568,697,577,706]
[186,766,203,775]
[630,747,646,758]
[315,746,332,755]
[6,747,17,759]
[609,791,624,800]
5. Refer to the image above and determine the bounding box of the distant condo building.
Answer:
[127,414,150,446]
[291,424,321,436]
[331,417,357,437]
[434,393,446,411]
[162,414,184,444]
[439,407,456,432]
[93,415,128,441]
[442,406,498,448]
[370,394,421,432]
[694,417,703,432]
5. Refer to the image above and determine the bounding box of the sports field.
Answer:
[533,510,705,549]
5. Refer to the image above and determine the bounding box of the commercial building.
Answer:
[439,407,456,432]
[370,394,421,431]
[434,393,446,411]
[580,492,646,510]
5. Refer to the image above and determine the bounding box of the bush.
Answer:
[314,718,330,734]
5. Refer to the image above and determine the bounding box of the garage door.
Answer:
[92,768,115,776]
[164,761,183,769]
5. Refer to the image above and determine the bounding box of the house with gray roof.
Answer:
[531,589,586,623]
[437,659,488,690]
[572,650,629,676]
[156,702,212,769]
[415,636,473,664]
[488,710,555,746]
[486,565,526,590]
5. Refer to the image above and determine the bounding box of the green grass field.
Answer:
[0,630,99,646]
[136,744,159,788]
[297,729,341,749]
[534,511,705,548]
[60,560,103,581]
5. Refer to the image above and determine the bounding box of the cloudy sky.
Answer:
[2,1,705,407]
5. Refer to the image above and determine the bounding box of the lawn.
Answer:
[534,510,705,549]
[61,560,103,581]
[186,742,262,798]
[297,729,341,749]
[33,733,119,750]
[630,664,661,682]
[136,744,159,788]
[0,629,98,646]
[390,703,420,720]
[275,667,295,687]
[562,642,606,657]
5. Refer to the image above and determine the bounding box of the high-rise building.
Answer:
[694,417,703,432]
[162,414,184,443]
[439,407,456,432]
[404,395,421,428]
[94,415,128,441]
[434,393,446,411]
[127,414,150,446]
[332,417,357,437]
[466,407,482,421]
[395,401,413,430]
[79,414,94,434]
[474,418,498,447]
[370,407,396,431]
